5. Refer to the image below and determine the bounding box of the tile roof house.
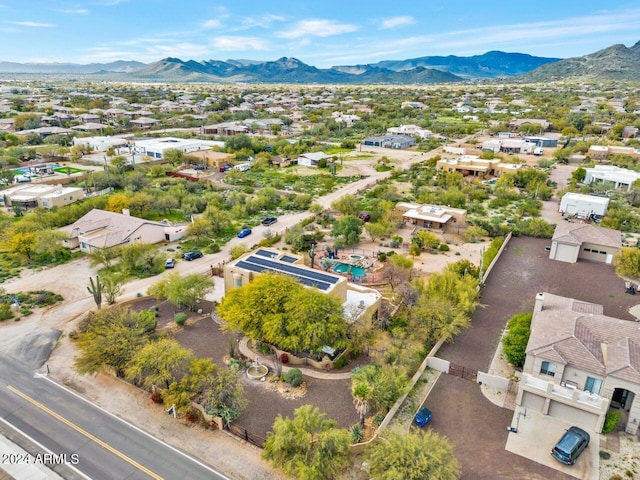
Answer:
[517,293,640,434]
[60,208,184,252]
[548,223,621,264]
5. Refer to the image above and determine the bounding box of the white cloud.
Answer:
[203,19,222,29]
[211,36,269,51]
[12,21,55,27]
[380,16,415,30]
[60,8,89,14]
[237,13,286,30]
[276,19,358,39]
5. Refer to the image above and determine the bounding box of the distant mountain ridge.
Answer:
[338,51,561,78]
[515,41,640,82]
[0,60,144,74]
[128,56,464,84]
[1,42,638,82]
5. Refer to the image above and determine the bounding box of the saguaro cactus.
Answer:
[87,275,104,309]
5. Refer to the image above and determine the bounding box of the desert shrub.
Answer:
[284,368,303,387]
[333,355,347,369]
[174,312,188,326]
[502,313,532,367]
[0,303,14,321]
[390,235,403,248]
[483,236,505,269]
[439,244,450,252]
[350,424,364,443]
[602,411,621,434]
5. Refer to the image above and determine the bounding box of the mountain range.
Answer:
[0,42,638,83]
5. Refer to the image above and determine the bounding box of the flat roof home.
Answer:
[224,248,381,323]
[516,292,640,434]
[132,137,221,160]
[362,135,416,149]
[548,223,621,264]
[0,184,84,209]
[297,151,332,167]
[60,208,183,252]
[72,135,128,152]
[396,202,466,230]
[583,165,640,192]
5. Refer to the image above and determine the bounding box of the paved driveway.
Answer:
[422,235,637,479]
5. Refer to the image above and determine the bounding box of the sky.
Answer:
[1,1,639,67]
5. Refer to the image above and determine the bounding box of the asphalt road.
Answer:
[0,353,229,480]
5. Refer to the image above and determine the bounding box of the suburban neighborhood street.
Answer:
[0,352,230,480]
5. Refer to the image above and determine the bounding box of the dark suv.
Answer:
[182,251,203,261]
[551,426,590,465]
[261,216,277,226]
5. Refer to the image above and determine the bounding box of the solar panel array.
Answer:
[255,249,279,258]
[280,255,298,263]
[236,254,341,291]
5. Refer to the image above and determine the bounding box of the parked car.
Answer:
[182,251,203,261]
[551,426,590,465]
[164,258,176,269]
[237,228,252,238]
[261,216,277,226]
[413,407,432,427]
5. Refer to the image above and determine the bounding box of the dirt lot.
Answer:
[424,235,640,480]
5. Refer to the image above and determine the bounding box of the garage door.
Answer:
[578,247,608,263]
[553,243,578,263]
[548,401,599,430]
[521,391,546,413]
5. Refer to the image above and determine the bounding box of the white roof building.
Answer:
[583,165,640,192]
[132,137,220,159]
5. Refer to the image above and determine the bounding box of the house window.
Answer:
[540,361,556,377]
[585,377,602,395]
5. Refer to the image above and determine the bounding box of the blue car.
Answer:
[414,407,432,427]
[237,228,252,238]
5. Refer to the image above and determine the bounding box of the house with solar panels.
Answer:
[223,248,382,324]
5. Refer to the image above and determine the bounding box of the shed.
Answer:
[559,193,610,218]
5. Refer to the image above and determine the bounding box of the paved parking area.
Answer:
[506,406,598,480]
[422,235,637,479]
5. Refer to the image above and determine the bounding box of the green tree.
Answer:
[350,364,408,413]
[614,248,640,279]
[147,272,213,310]
[501,313,532,367]
[88,246,119,270]
[383,254,413,292]
[119,243,164,277]
[366,429,460,480]
[365,221,387,242]
[331,216,363,246]
[125,338,194,390]
[218,273,347,354]
[74,307,156,377]
[263,405,351,480]
[101,274,125,305]
[331,194,361,217]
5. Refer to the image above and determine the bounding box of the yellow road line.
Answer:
[7,385,163,480]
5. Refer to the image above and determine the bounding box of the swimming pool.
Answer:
[333,263,366,277]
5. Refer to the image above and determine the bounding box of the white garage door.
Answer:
[521,391,546,412]
[548,401,599,431]
[554,243,578,263]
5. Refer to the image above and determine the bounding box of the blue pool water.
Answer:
[333,263,366,277]
[14,163,61,174]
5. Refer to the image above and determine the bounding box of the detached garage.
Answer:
[548,223,621,264]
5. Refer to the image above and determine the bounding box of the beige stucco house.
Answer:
[0,184,84,209]
[548,223,621,264]
[395,202,466,230]
[60,208,183,252]
[517,293,640,434]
